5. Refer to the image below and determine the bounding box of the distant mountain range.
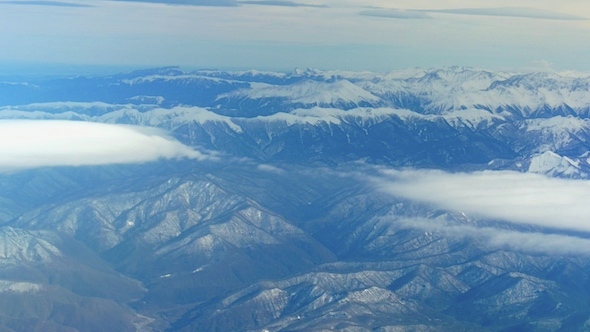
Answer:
[1,66,590,331]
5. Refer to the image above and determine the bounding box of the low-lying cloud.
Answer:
[395,217,590,256]
[0,120,209,171]
[376,169,590,233]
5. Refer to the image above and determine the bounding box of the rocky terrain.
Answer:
[0,66,590,331]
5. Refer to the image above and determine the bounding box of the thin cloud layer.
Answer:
[359,7,587,21]
[359,9,431,19]
[239,1,326,7]
[395,218,590,256]
[376,169,590,232]
[0,1,92,7]
[431,7,588,21]
[0,120,209,171]
[113,0,237,6]
[3,0,590,71]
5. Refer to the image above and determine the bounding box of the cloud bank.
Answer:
[376,169,590,232]
[0,120,208,171]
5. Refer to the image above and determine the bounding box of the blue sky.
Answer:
[1,0,590,71]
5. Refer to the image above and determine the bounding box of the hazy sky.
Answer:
[1,0,590,71]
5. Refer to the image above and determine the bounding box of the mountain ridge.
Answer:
[0,67,590,330]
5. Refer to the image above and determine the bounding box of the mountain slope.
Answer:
[1,67,590,330]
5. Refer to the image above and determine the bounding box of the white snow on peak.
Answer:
[416,67,507,90]
[0,109,86,120]
[358,67,512,112]
[252,107,418,127]
[442,109,505,129]
[197,69,287,79]
[12,101,117,110]
[249,106,502,131]
[0,103,243,133]
[354,67,590,115]
[522,116,590,152]
[524,116,589,133]
[99,106,243,133]
[528,151,581,176]
[220,79,381,106]
[0,101,503,133]
[122,74,234,85]
[252,110,342,126]
[127,95,165,105]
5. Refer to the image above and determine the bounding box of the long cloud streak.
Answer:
[395,217,590,256]
[0,120,208,171]
[376,169,590,232]
[359,7,588,21]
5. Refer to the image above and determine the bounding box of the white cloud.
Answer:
[113,0,237,6]
[359,7,588,21]
[395,217,590,256]
[0,120,209,171]
[376,169,590,232]
[0,1,92,7]
[256,164,285,174]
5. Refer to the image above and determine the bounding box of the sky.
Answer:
[1,0,590,72]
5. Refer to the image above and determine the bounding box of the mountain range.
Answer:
[1,66,590,331]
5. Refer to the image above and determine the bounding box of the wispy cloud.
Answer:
[3,0,590,71]
[359,6,588,21]
[358,9,431,19]
[256,164,285,174]
[112,0,237,6]
[239,0,326,8]
[0,120,210,171]
[0,0,92,7]
[431,7,588,21]
[395,217,590,256]
[376,169,590,233]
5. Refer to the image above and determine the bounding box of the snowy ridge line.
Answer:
[207,66,590,115]
[2,102,589,141]
[217,79,382,107]
[3,67,590,118]
[121,73,249,85]
[0,103,507,130]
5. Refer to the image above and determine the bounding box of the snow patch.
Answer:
[220,79,380,106]
[528,151,581,176]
